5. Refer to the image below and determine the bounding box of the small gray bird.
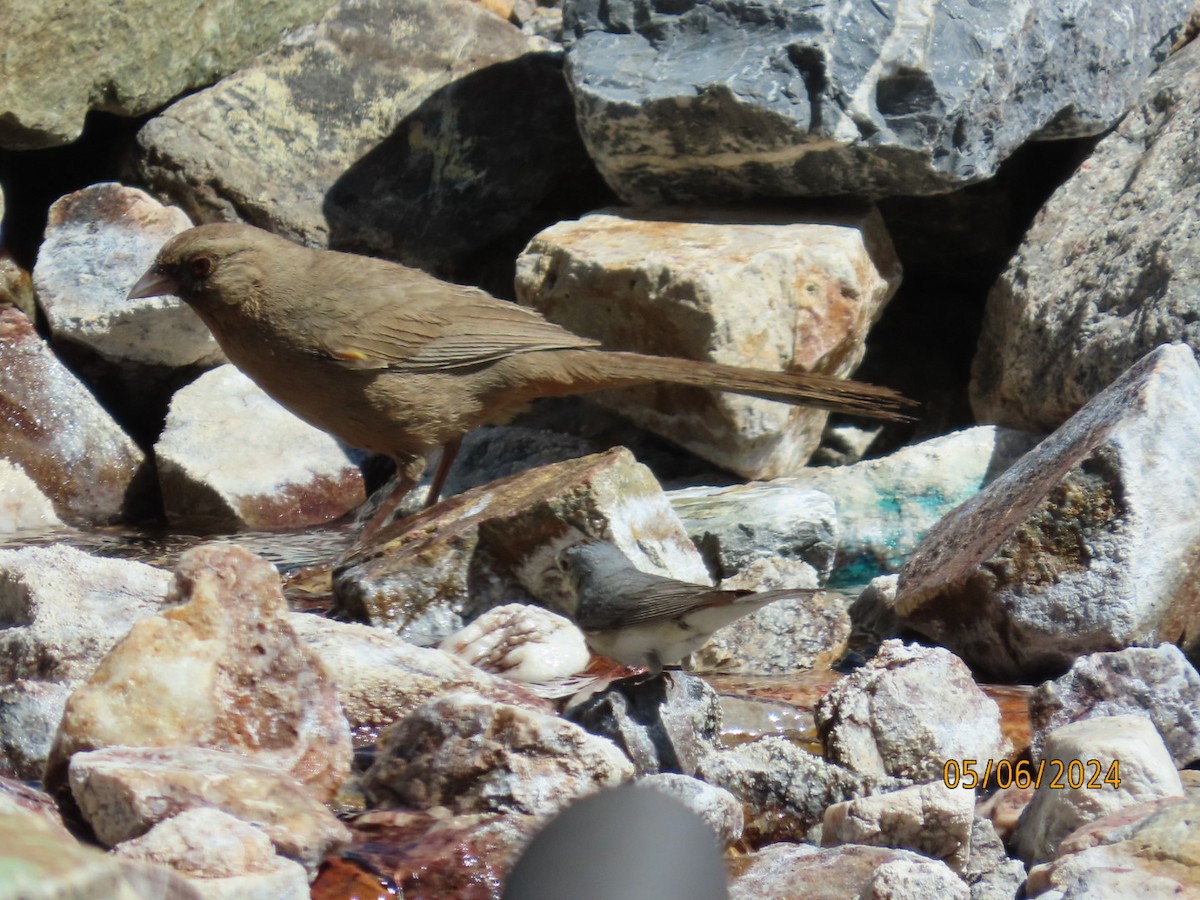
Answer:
[556,541,818,674]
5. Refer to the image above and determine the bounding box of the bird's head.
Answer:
[127,223,294,313]
[555,541,637,592]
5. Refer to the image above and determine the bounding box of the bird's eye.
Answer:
[189,256,215,279]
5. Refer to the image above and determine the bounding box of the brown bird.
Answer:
[129,223,913,536]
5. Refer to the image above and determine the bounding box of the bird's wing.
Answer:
[574,581,750,631]
[316,269,599,372]
[576,583,818,631]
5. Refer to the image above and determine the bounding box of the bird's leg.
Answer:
[358,472,418,542]
[424,436,463,509]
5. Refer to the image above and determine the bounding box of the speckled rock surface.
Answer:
[816,641,1010,782]
[362,694,633,816]
[0,0,331,149]
[0,460,63,535]
[1030,644,1200,768]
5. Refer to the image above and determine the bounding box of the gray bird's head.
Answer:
[555,541,639,592]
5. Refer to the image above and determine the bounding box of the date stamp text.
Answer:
[942,758,1121,790]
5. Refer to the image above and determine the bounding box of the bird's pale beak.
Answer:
[127,264,179,300]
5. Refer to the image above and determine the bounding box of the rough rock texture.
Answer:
[897,344,1200,680]
[973,39,1200,432]
[816,641,1010,782]
[785,425,1040,587]
[0,255,36,321]
[637,774,744,845]
[562,0,1192,202]
[1026,795,1200,898]
[439,603,591,683]
[0,307,151,523]
[362,694,633,816]
[333,447,710,646]
[686,581,849,676]
[671,482,838,584]
[728,842,969,900]
[0,0,331,149]
[1030,644,1200,768]
[696,735,896,844]
[45,545,352,804]
[289,613,551,744]
[1013,714,1184,865]
[822,781,975,873]
[0,680,75,781]
[566,673,722,776]
[0,804,202,900]
[155,365,366,532]
[0,544,171,683]
[135,0,602,279]
[68,746,350,875]
[515,206,901,478]
[33,184,218,371]
[113,808,311,898]
[0,460,63,534]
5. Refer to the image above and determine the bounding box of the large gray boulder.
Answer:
[972,38,1200,431]
[562,0,1192,202]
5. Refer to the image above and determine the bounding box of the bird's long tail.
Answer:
[574,350,917,421]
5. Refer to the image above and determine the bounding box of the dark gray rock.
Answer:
[562,0,1192,202]
[565,673,722,775]
[972,38,1200,431]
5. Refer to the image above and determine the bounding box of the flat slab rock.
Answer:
[563,0,1193,202]
[897,343,1200,680]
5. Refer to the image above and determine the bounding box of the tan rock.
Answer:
[0,460,62,534]
[290,612,552,743]
[45,544,351,804]
[70,746,349,876]
[515,206,901,478]
[114,808,311,899]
